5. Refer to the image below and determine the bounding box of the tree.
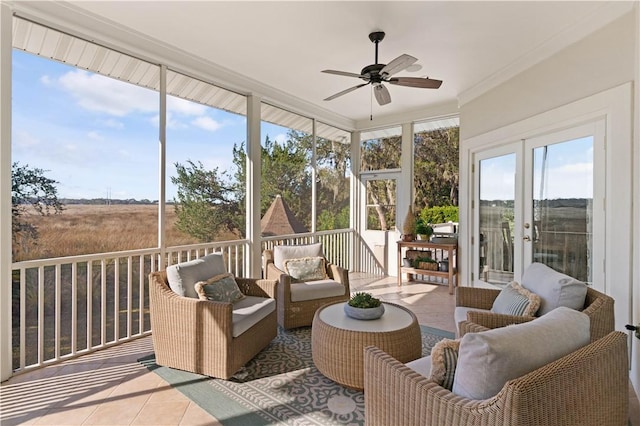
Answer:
[232,132,313,230]
[12,162,64,259]
[171,160,239,242]
[414,127,459,208]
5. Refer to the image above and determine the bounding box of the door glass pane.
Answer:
[532,137,593,283]
[365,179,396,230]
[478,154,516,285]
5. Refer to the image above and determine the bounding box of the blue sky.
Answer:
[12,49,290,201]
[479,136,593,201]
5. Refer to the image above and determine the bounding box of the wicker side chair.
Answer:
[263,245,350,329]
[364,331,629,426]
[456,286,615,341]
[148,270,277,379]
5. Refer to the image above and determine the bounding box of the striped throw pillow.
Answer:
[491,281,540,316]
[429,338,460,391]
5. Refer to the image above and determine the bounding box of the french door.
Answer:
[474,120,605,286]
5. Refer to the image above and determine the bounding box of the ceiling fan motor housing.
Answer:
[361,64,386,82]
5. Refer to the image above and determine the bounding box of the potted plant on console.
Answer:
[344,292,385,320]
[416,219,433,241]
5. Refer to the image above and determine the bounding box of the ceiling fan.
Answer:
[322,31,442,106]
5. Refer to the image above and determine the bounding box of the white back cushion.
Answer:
[521,262,587,315]
[451,306,590,400]
[166,253,226,298]
[273,243,323,271]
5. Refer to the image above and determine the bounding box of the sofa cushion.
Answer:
[406,355,432,377]
[232,296,276,338]
[283,256,328,281]
[451,306,590,400]
[521,262,587,315]
[290,279,345,302]
[194,273,245,303]
[166,253,226,298]
[273,243,323,271]
[491,281,540,316]
[429,338,460,390]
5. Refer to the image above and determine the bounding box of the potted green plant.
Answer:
[344,292,385,320]
[416,219,433,241]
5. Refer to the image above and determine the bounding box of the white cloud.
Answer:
[40,75,52,86]
[87,131,103,141]
[192,116,222,132]
[167,96,207,116]
[100,118,125,129]
[13,130,41,148]
[58,69,158,116]
[274,133,287,144]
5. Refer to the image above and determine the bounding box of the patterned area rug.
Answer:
[140,325,454,426]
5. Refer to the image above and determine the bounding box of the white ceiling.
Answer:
[13,1,631,126]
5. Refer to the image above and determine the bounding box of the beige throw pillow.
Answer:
[283,256,327,281]
[194,273,245,303]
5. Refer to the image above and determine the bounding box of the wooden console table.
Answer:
[397,240,458,294]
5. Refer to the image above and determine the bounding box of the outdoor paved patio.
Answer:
[1,274,637,425]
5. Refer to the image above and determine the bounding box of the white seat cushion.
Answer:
[290,279,345,302]
[232,296,276,338]
[406,355,432,377]
[521,262,587,315]
[166,253,226,298]
[451,306,590,400]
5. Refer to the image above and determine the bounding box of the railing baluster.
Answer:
[37,266,44,366]
[71,262,77,355]
[101,259,106,347]
[19,268,26,370]
[114,257,120,343]
[127,256,133,338]
[139,255,144,333]
[86,261,92,353]
[55,264,61,360]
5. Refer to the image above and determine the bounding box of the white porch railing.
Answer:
[261,229,355,271]
[10,229,372,374]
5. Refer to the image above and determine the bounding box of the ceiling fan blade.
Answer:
[380,54,417,77]
[322,69,366,79]
[324,83,369,101]
[374,84,391,106]
[388,77,443,89]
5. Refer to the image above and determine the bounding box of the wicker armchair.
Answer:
[456,286,615,341]
[263,245,350,329]
[364,331,629,426]
[148,270,277,379]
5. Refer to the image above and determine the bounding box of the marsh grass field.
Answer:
[16,204,209,262]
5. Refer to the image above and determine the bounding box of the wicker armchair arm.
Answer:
[327,263,348,286]
[582,287,615,341]
[466,311,534,329]
[457,320,490,337]
[236,277,277,298]
[455,287,500,310]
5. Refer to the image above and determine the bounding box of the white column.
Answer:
[350,131,360,272]
[399,122,414,224]
[246,95,262,278]
[0,2,13,381]
[157,65,167,269]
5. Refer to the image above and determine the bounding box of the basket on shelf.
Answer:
[417,261,439,271]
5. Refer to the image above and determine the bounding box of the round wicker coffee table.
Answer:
[311,301,422,390]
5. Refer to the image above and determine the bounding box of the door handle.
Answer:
[523,235,531,242]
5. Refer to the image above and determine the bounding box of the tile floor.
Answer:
[1,274,638,425]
